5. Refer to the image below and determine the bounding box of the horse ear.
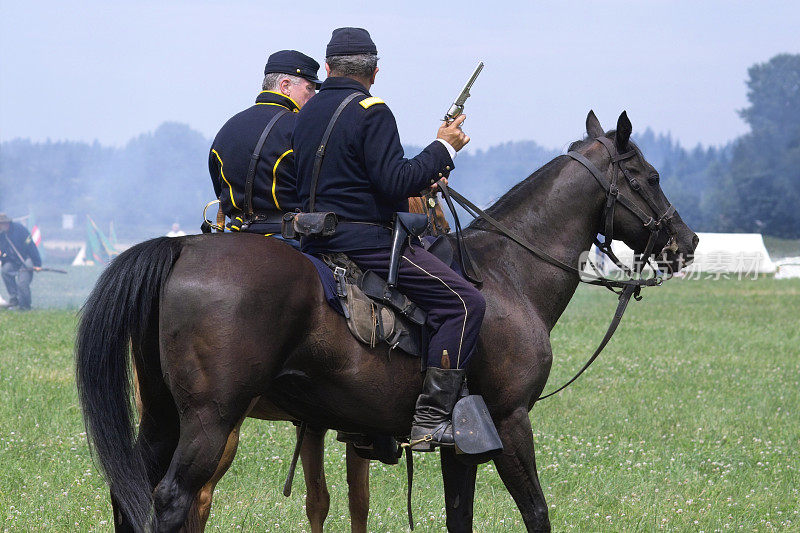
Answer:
[586,110,605,138]
[615,111,632,151]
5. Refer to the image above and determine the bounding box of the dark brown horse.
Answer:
[76,111,697,532]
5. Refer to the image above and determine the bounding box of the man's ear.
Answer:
[279,77,293,96]
[615,111,632,151]
[370,66,379,85]
[324,63,331,77]
[586,110,605,138]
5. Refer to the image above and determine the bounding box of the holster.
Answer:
[282,212,338,240]
[387,212,430,287]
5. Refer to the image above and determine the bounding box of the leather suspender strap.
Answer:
[244,109,289,217]
[309,92,361,212]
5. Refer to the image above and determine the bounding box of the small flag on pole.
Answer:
[31,224,42,247]
[27,212,45,260]
[27,213,42,246]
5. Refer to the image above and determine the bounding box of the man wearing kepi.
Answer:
[209,50,321,239]
[0,213,42,311]
[293,28,485,451]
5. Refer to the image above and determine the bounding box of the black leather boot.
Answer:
[409,367,465,451]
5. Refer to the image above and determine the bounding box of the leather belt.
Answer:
[248,212,285,225]
[337,220,393,230]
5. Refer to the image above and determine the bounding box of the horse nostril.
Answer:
[692,234,699,249]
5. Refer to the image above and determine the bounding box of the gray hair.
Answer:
[262,73,306,91]
[326,54,379,79]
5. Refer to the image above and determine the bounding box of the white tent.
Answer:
[775,257,800,279]
[583,240,658,277]
[71,244,89,266]
[683,233,775,275]
[584,233,776,277]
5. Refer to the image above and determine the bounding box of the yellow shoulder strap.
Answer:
[359,96,385,109]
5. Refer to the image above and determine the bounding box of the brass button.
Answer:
[428,197,436,208]
[438,172,443,177]
[445,165,451,170]
[296,68,301,74]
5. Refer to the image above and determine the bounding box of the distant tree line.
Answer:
[0,54,797,240]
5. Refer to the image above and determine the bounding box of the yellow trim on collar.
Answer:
[272,149,293,210]
[211,149,240,210]
[259,90,300,112]
[359,96,384,109]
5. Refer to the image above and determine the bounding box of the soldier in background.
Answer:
[0,213,42,310]
[166,222,186,237]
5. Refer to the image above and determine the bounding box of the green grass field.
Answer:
[1,278,798,531]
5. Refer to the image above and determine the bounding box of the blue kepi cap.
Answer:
[326,27,377,57]
[264,50,322,86]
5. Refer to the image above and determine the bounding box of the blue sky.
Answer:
[1,0,798,151]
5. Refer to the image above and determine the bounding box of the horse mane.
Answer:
[469,156,569,230]
[567,129,619,152]
[468,129,634,230]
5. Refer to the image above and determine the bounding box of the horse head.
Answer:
[584,110,698,273]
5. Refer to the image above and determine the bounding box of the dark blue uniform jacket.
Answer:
[209,91,301,233]
[292,77,454,253]
[0,222,42,267]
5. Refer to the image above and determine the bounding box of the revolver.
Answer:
[444,61,484,123]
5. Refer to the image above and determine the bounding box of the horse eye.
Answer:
[648,174,660,186]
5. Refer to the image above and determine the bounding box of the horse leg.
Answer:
[345,443,370,533]
[440,448,478,533]
[492,409,550,532]
[151,400,250,533]
[300,426,330,533]
[189,403,254,530]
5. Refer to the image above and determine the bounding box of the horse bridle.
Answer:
[567,136,679,276]
[438,136,682,402]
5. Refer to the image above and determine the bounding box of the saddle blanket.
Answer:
[302,252,345,315]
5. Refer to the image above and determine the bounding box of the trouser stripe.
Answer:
[401,254,468,367]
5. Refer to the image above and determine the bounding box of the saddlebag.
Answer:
[321,253,427,358]
[343,280,396,348]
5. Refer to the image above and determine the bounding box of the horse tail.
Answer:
[75,236,186,529]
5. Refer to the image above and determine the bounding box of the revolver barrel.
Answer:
[444,61,484,122]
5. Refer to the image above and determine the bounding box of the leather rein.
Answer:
[438,136,680,401]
